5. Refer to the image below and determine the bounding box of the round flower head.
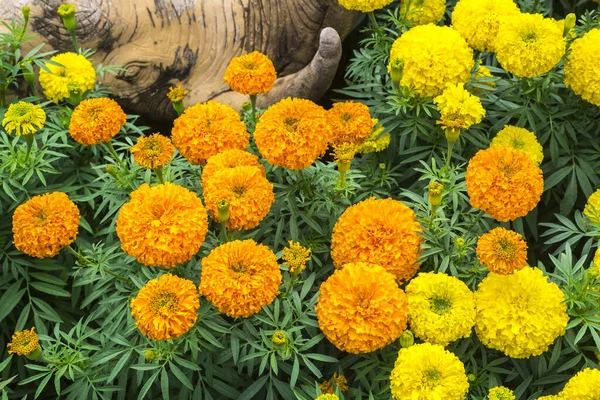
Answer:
[130,274,200,341]
[315,395,339,400]
[39,52,96,103]
[560,368,600,399]
[565,29,600,107]
[491,125,543,166]
[7,328,39,356]
[130,133,175,169]
[2,101,46,136]
[451,0,520,52]
[315,262,408,354]
[254,98,329,170]
[331,197,423,283]
[282,240,311,275]
[171,101,249,165]
[466,146,544,222]
[337,0,393,12]
[488,386,516,400]
[167,85,188,103]
[12,192,80,258]
[406,272,476,347]
[355,119,391,154]
[476,227,528,275]
[224,51,277,95]
[433,83,486,132]
[203,165,274,231]
[400,0,446,26]
[388,25,474,98]
[327,101,373,145]
[200,239,282,318]
[584,189,600,225]
[495,13,566,78]
[116,182,208,268]
[390,343,469,400]
[201,149,265,193]
[69,98,127,146]
[474,267,569,358]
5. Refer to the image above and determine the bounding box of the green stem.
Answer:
[69,30,79,53]
[66,245,132,283]
[24,134,35,161]
[220,221,228,243]
[445,139,455,170]
[296,169,314,197]
[0,84,6,109]
[338,170,347,189]
[250,94,257,125]
[105,141,128,170]
[154,166,165,184]
[368,12,383,37]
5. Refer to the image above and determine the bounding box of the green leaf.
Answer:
[169,362,194,390]
[238,375,268,400]
[30,282,71,297]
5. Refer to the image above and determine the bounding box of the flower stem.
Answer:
[154,166,165,184]
[66,245,132,283]
[368,12,383,37]
[105,141,128,170]
[24,134,35,161]
[69,31,79,53]
[250,94,257,125]
[445,139,455,170]
[220,221,228,243]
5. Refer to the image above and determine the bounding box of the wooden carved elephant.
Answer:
[0,0,356,120]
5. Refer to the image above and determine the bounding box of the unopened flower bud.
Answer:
[106,165,118,178]
[455,237,465,248]
[445,128,461,143]
[21,6,30,22]
[217,199,230,223]
[564,13,576,36]
[58,4,76,32]
[379,163,386,170]
[390,58,404,90]
[428,181,443,207]
[271,330,287,348]
[467,373,477,382]
[399,330,414,348]
[144,350,156,361]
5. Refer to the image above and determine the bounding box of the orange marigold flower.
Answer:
[200,239,282,318]
[331,197,423,283]
[203,166,274,231]
[68,98,127,146]
[254,98,329,170]
[224,51,277,95]
[171,101,249,165]
[12,192,80,258]
[201,149,265,193]
[282,240,311,275]
[130,274,200,341]
[167,85,189,103]
[476,227,528,275]
[316,262,408,354]
[466,146,543,222]
[327,101,373,145]
[7,327,39,356]
[130,133,175,169]
[116,182,208,268]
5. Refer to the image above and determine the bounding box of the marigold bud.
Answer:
[455,237,465,248]
[21,6,30,21]
[445,128,461,143]
[428,181,443,207]
[271,330,287,347]
[564,13,576,36]
[144,350,156,361]
[217,199,230,223]
[399,330,414,348]
[379,163,386,170]
[58,4,76,32]
[467,373,477,382]
[390,58,404,89]
[106,165,118,178]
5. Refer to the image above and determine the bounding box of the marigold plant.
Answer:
[224,51,277,95]
[2,101,46,136]
[39,52,96,103]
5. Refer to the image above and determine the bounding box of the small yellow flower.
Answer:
[434,83,485,132]
[355,119,391,154]
[315,394,339,400]
[167,85,189,103]
[271,330,287,346]
[333,142,356,165]
[428,182,443,207]
[39,53,96,103]
[57,4,76,17]
[282,241,311,275]
[488,386,516,400]
[491,125,544,167]
[7,327,39,356]
[2,101,46,136]
[337,0,393,12]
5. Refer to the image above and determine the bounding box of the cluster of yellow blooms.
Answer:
[488,386,516,400]
[491,126,544,167]
[399,0,446,26]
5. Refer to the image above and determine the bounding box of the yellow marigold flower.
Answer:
[224,51,277,95]
[495,13,566,78]
[331,197,423,283]
[200,239,282,318]
[201,149,265,193]
[315,395,339,400]
[406,272,476,347]
[388,24,473,98]
[254,98,329,170]
[271,330,287,346]
[327,101,372,145]
[130,274,200,341]
[332,142,356,164]
[565,28,600,107]
[476,227,528,275]
[167,85,189,103]
[466,146,544,222]
[7,328,39,356]
[116,183,208,268]
[282,240,311,275]
[130,133,175,169]
[428,181,444,206]
[400,0,446,26]
[316,262,408,354]
[584,189,600,224]
[474,267,569,358]
[337,0,393,12]
[390,343,469,400]
[355,119,390,154]
[69,98,127,146]
[171,101,249,165]
[537,396,563,400]
[594,247,600,267]
[489,386,516,400]
[560,368,600,399]
[2,101,46,136]
[12,192,80,259]
[451,0,520,52]
[433,83,485,132]
[491,125,544,167]
[39,52,96,103]
[203,166,274,231]
[331,373,348,392]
